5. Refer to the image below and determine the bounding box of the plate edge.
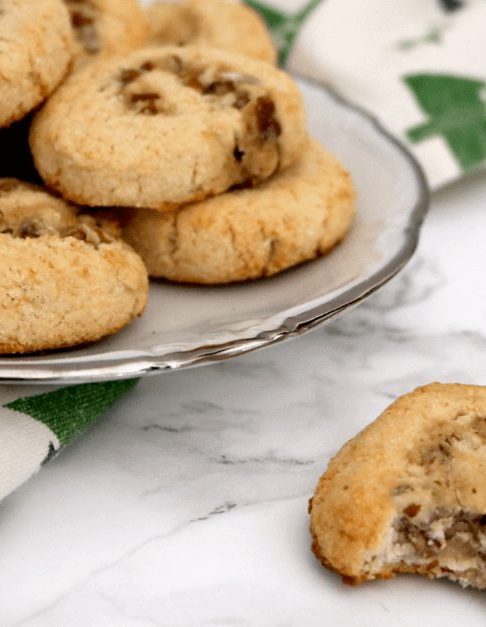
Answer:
[0,78,430,384]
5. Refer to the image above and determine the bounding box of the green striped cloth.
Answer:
[0,381,137,499]
[3,0,486,502]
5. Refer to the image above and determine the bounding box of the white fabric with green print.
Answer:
[2,0,486,503]
[247,0,486,189]
[0,381,137,501]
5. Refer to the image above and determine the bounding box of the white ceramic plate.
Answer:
[0,78,428,384]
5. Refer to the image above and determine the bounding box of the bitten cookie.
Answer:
[122,140,355,284]
[0,180,148,354]
[30,46,307,210]
[0,0,74,127]
[147,0,276,64]
[310,383,486,590]
[64,0,148,65]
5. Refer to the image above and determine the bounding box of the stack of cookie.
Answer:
[0,0,150,354]
[0,0,355,353]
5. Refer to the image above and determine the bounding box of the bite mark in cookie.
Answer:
[390,509,486,589]
[310,384,486,589]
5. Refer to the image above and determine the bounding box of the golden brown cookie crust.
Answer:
[0,0,74,127]
[310,383,486,589]
[64,0,148,65]
[147,0,276,64]
[122,140,356,284]
[30,45,307,210]
[0,179,148,354]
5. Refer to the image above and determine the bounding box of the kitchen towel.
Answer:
[0,381,138,500]
[3,0,485,503]
[247,0,486,189]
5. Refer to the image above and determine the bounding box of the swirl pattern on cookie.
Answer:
[30,46,307,210]
[0,180,148,354]
[0,0,74,127]
[147,0,277,64]
[122,141,355,284]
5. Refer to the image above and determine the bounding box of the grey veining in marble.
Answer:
[2,173,486,625]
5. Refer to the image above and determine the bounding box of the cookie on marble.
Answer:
[147,0,277,64]
[122,140,355,284]
[310,383,486,590]
[0,0,74,128]
[0,180,148,354]
[30,46,307,210]
[64,0,148,65]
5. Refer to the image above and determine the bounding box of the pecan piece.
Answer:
[255,97,282,140]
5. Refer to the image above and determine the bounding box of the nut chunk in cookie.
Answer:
[123,141,355,284]
[30,46,307,211]
[64,0,148,64]
[147,0,277,64]
[310,383,486,589]
[0,0,74,127]
[0,180,148,354]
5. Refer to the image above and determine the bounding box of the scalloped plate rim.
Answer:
[0,78,430,384]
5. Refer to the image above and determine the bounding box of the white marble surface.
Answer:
[2,172,486,625]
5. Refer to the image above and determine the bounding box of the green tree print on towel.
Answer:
[245,0,323,66]
[439,0,463,11]
[397,25,448,51]
[405,73,486,171]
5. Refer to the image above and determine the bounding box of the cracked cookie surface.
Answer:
[30,46,307,210]
[0,179,148,354]
[310,383,486,589]
[147,0,276,64]
[122,140,355,284]
[0,0,74,127]
[64,0,148,66]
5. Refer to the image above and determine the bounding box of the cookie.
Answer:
[0,0,74,128]
[0,180,148,354]
[30,45,307,210]
[122,140,355,284]
[310,383,486,590]
[147,0,277,64]
[64,0,148,65]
